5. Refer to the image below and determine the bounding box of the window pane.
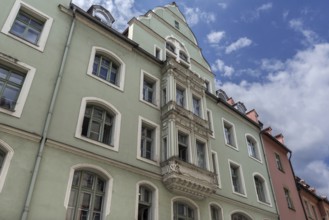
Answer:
[68,190,78,206]
[11,22,26,36]
[3,85,20,101]
[72,172,80,186]
[102,124,112,145]
[93,195,103,212]
[0,67,8,79]
[96,178,105,192]
[81,173,94,189]
[26,28,39,44]
[79,193,91,209]
[77,210,89,220]
[0,149,6,170]
[9,72,24,85]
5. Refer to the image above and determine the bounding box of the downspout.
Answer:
[21,6,77,220]
[259,131,281,220]
[288,152,309,220]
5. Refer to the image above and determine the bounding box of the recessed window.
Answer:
[140,125,155,160]
[176,86,185,107]
[254,175,270,204]
[211,152,220,187]
[166,42,176,54]
[66,170,106,220]
[196,140,206,168]
[92,54,119,85]
[140,71,159,108]
[1,1,53,51]
[154,46,162,60]
[223,120,237,148]
[192,96,201,117]
[138,186,152,220]
[210,205,222,220]
[284,188,294,209]
[162,137,168,161]
[229,162,245,195]
[179,51,188,62]
[207,110,214,137]
[173,201,195,220]
[174,20,179,29]
[246,136,260,161]
[275,153,284,172]
[231,213,251,220]
[178,132,189,162]
[205,81,210,92]
[162,87,167,106]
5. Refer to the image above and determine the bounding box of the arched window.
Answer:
[66,170,106,220]
[246,135,260,161]
[82,105,114,146]
[92,54,119,85]
[165,37,190,65]
[0,140,14,192]
[166,42,176,54]
[253,174,270,204]
[136,181,158,220]
[210,204,222,220]
[231,212,252,220]
[174,201,195,220]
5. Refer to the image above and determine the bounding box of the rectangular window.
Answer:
[275,153,284,171]
[223,120,236,148]
[155,47,161,59]
[211,152,220,187]
[230,162,245,195]
[192,96,201,116]
[162,137,168,161]
[143,80,154,103]
[196,141,206,168]
[205,81,210,92]
[162,87,167,106]
[178,132,188,162]
[0,149,6,171]
[207,110,214,137]
[312,205,318,220]
[176,87,185,107]
[304,200,311,217]
[141,125,154,160]
[174,20,179,29]
[284,188,294,209]
[141,71,159,107]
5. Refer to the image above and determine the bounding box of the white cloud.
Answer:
[289,19,320,46]
[220,43,329,195]
[218,3,228,9]
[241,2,273,22]
[184,7,216,26]
[261,58,285,72]
[207,31,225,44]
[72,0,141,31]
[257,3,273,12]
[212,59,235,77]
[225,37,252,54]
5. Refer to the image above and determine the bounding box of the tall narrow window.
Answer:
[155,47,161,59]
[0,65,25,111]
[312,205,318,220]
[192,96,201,116]
[174,20,179,29]
[223,121,236,148]
[82,105,114,146]
[138,186,152,220]
[210,205,222,220]
[143,79,155,103]
[93,54,119,85]
[10,10,45,44]
[230,163,245,195]
[141,125,154,160]
[166,42,176,54]
[178,133,188,162]
[66,170,105,220]
[196,141,206,168]
[211,152,220,186]
[284,188,294,209]
[254,176,268,203]
[173,202,195,220]
[247,137,258,160]
[162,137,168,161]
[176,87,185,107]
[304,200,311,217]
[275,153,284,171]
[207,110,214,137]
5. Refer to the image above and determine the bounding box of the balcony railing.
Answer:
[161,157,217,200]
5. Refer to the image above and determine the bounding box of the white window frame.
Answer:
[252,172,272,206]
[0,54,36,118]
[208,202,223,220]
[228,160,247,197]
[137,116,160,165]
[175,83,187,108]
[135,181,159,220]
[283,187,294,210]
[87,46,126,91]
[230,211,253,220]
[154,45,163,60]
[176,128,191,163]
[245,134,262,163]
[171,196,200,220]
[140,70,160,109]
[274,152,284,172]
[207,109,215,138]
[0,139,14,193]
[195,138,208,169]
[211,150,221,188]
[192,94,202,117]
[63,164,113,219]
[222,118,238,150]
[75,97,121,151]
[1,0,53,52]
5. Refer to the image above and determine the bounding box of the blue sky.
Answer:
[73,0,329,196]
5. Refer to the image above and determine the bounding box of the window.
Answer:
[140,125,154,160]
[176,87,185,107]
[0,65,25,111]
[173,202,195,220]
[246,136,260,161]
[275,153,284,171]
[0,56,35,117]
[179,51,188,62]
[229,162,245,195]
[210,205,222,220]
[211,152,220,187]
[165,37,189,65]
[162,137,168,161]
[312,205,318,220]
[162,87,167,106]
[82,105,114,146]
[196,141,206,169]
[304,200,311,217]
[1,0,53,51]
[138,186,152,220]
[0,140,14,193]
[66,170,106,220]
[192,96,201,116]
[166,42,176,54]
[254,175,269,204]
[178,132,189,162]
[207,110,214,137]
[154,46,162,60]
[92,54,119,85]
[174,20,179,29]
[140,71,159,107]
[137,116,160,164]
[0,149,5,171]
[231,213,251,220]
[284,188,294,209]
[205,81,210,92]
[87,47,125,91]
[223,120,237,148]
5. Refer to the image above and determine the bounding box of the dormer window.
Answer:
[165,37,190,66]
[179,51,188,62]
[87,5,115,27]
[234,102,247,114]
[166,42,176,54]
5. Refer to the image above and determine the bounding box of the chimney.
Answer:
[263,127,272,135]
[275,134,284,144]
[246,109,259,123]
[227,97,235,105]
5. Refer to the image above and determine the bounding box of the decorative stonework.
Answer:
[161,157,217,200]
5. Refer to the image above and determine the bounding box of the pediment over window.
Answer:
[87,5,115,27]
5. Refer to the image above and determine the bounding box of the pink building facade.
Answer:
[262,128,307,220]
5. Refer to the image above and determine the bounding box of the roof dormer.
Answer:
[87,5,115,27]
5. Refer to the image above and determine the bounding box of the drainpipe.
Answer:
[259,131,280,220]
[20,6,77,220]
[288,152,309,220]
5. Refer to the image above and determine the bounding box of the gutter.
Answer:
[20,6,77,220]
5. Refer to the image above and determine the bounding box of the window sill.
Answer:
[75,136,119,152]
[140,99,160,110]
[137,157,159,166]
[248,155,263,164]
[2,30,45,52]
[257,200,272,207]
[232,191,247,198]
[225,143,239,151]
[87,74,124,92]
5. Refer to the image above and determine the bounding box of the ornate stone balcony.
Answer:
[161,157,217,200]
